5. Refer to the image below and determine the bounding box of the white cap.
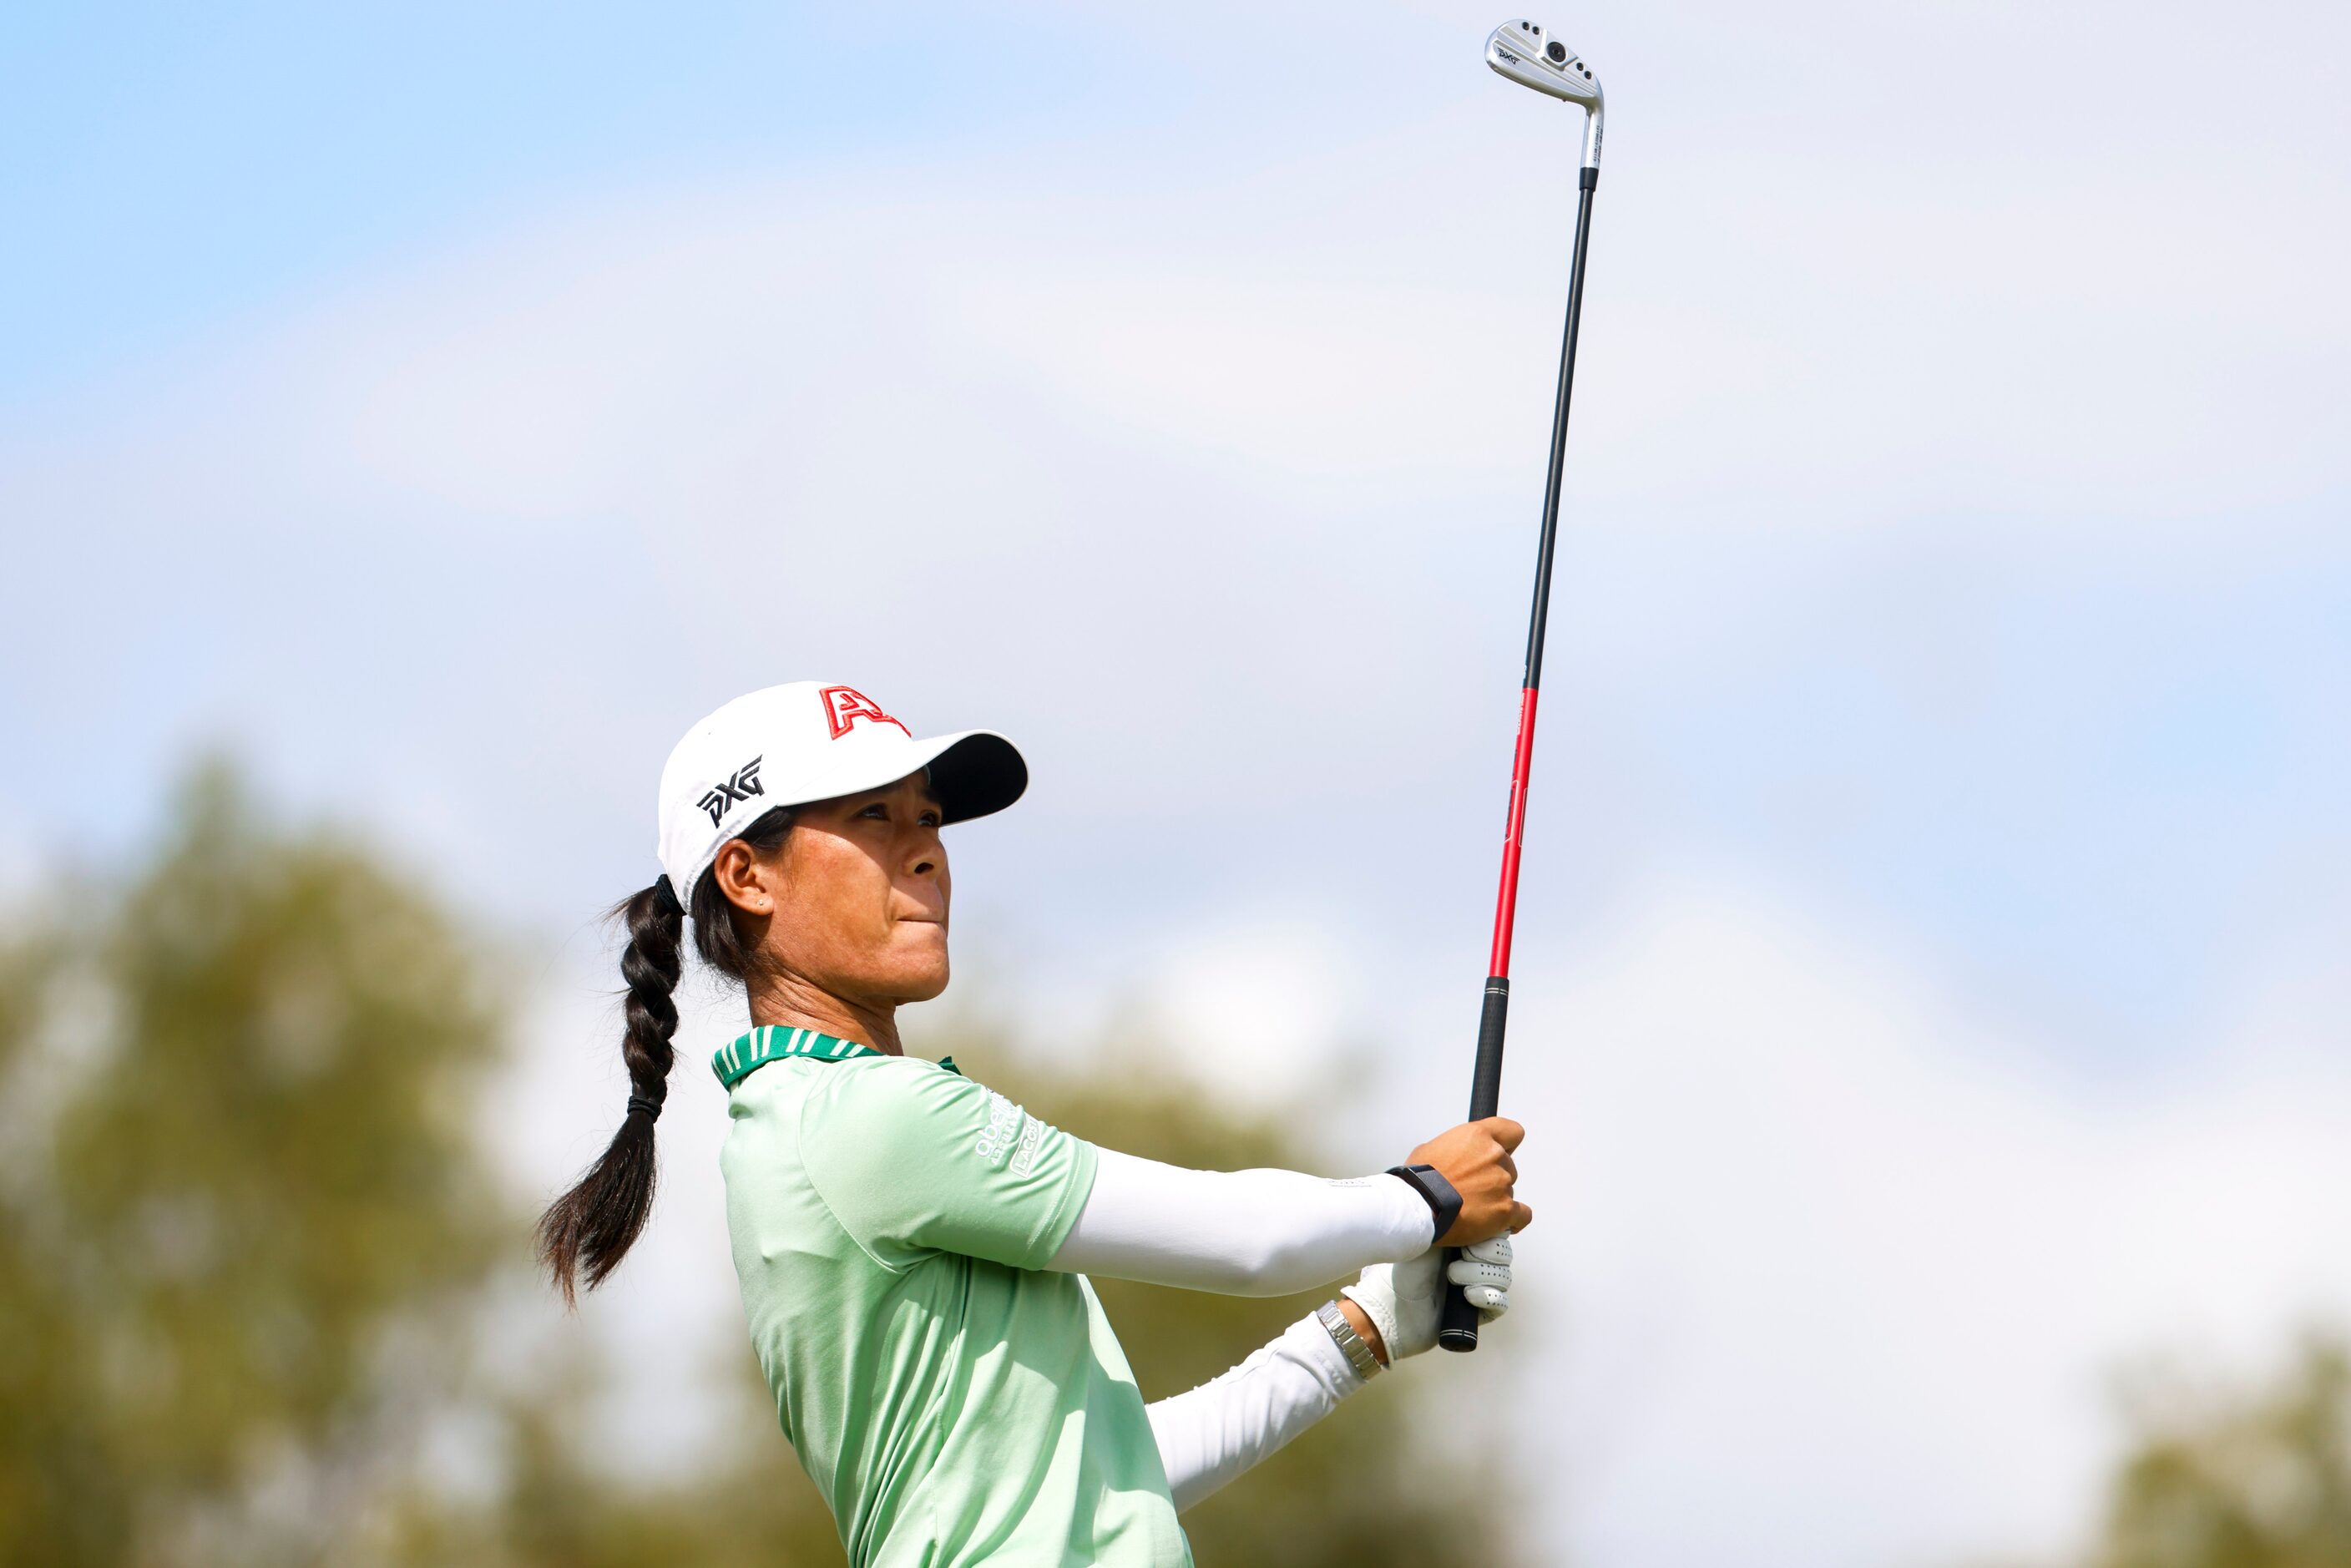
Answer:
[655,682,1027,904]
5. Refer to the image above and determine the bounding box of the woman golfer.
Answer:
[540,682,1527,1567]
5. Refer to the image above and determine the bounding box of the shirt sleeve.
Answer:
[1049,1147,1435,1296]
[1146,1313,1367,1512]
[798,1059,1099,1272]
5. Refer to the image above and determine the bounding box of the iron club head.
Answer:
[1485,19,1599,105]
[1485,18,1604,166]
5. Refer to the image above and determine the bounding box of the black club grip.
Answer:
[1438,978,1510,1353]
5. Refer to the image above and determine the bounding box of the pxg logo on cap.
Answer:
[697,757,765,827]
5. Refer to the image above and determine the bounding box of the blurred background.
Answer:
[3,3,2346,1565]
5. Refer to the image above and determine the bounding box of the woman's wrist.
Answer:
[1335,1297,1389,1368]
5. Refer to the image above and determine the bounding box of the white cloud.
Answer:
[1134,913,1363,1107]
[1477,872,2351,1567]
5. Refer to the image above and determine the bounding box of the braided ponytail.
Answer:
[538,806,795,1305]
[536,873,686,1305]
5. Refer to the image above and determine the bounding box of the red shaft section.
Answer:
[1485,684,1542,979]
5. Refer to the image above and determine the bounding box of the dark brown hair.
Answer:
[536,806,795,1303]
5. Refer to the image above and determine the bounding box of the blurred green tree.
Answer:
[0,763,1521,1566]
[2085,1335,2351,1568]
[0,763,511,1565]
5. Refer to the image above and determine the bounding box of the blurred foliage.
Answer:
[0,763,1519,1566]
[0,762,508,1566]
[2081,1335,2351,1568]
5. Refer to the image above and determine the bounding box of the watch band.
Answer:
[1317,1300,1383,1381]
[1386,1163,1464,1245]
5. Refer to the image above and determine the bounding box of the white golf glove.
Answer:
[1340,1234,1514,1364]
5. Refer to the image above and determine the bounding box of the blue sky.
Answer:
[1,4,1153,388]
[6,3,2348,1563]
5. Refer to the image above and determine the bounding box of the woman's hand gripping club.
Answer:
[1340,1116,1529,1365]
[1409,1116,1533,1246]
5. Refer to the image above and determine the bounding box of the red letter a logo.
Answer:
[819,685,911,741]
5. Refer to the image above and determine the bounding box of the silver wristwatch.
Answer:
[1317,1300,1383,1381]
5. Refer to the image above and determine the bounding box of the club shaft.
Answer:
[1440,164,1597,1354]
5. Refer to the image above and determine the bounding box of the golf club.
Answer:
[1438,18,1607,1354]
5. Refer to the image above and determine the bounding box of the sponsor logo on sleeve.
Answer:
[1010,1117,1044,1179]
[975,1090,1045,1176]
[975,1092,1024,1166]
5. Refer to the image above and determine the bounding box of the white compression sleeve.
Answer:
[1049,1147,1434,1296]
[1146,1313,1367,1513]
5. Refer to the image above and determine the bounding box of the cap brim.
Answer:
[923,731,1029,824]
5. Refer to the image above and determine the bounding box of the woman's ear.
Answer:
[711,838,781,917]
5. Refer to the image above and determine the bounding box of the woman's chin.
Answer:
[881,932,951,1001]
[888,965,950,1004]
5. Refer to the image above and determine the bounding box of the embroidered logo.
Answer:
[974,1091,1025,1166]
[820,685,912,741]
[697,755,765,827]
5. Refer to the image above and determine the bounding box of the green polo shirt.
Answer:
[714,1025,1192,1568]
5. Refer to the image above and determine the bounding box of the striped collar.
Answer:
[711,1025,959,1090]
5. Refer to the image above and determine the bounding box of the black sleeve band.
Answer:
[1386,1164,1464,1246]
